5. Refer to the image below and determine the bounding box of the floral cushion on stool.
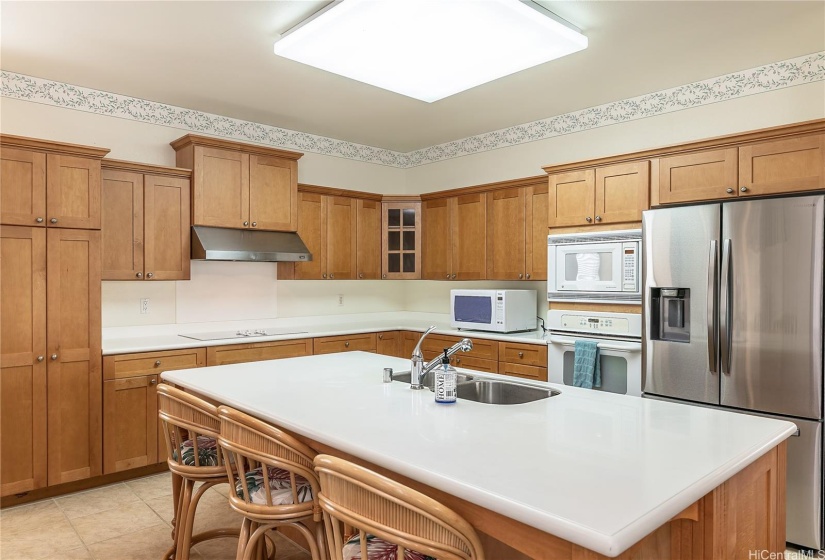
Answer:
[172,435,221,466]
[235,466,313,505]
[343,534,436,560]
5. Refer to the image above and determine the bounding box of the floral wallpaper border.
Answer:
[2,51,823,168]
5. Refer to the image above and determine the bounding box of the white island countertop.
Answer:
[162,351,797,557]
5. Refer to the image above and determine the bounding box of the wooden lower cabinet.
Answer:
[452,356,497,373]
[313,334,376,355]
[376,331,402,357]
[402,331,421,358]
[418,333,498,363]
[499,362,548,382]
[103,348,205,379]
[499,341,547,367]
[207,339,312,366]
[103,375,158,473]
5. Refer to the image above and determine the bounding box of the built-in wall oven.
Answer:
[547,310,643,396]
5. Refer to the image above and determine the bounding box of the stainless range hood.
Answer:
[191,226,312,262]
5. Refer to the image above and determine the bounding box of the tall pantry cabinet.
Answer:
[0,135,108,496]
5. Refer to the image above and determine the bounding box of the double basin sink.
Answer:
[390,371,559,405]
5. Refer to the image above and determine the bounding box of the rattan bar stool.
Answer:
[217,405,326,560]
[313,454,485,560]
[159,384,273,560]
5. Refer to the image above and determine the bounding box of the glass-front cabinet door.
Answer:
[382,201,421,279]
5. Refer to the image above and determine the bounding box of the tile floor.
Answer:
[0,472,312,560]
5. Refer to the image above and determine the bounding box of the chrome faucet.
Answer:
[410,326,473,389]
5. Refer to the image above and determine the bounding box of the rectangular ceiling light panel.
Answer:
[273,0,587,102]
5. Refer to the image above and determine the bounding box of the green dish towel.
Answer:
[573,340,601,389]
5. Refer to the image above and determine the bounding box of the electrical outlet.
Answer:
[337,294,344,306]
[140,298,150,314]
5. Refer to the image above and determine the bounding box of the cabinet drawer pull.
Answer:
[50,354,58,360]
[378,334,383,340]
[36,355,44,362]
[456,358,461,364]
[518,352,524,358]
[345,342,349,348]
[50,218,58,224]
[149,378,157,385]
[155,360,162,367]
[136,272,143,279]
[35,217,43,223]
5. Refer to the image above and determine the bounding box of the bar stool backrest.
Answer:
[217,405,321,522]
[158,383,226,477]
[314,454,485,560]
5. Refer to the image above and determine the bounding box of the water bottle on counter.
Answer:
[434,348,457,404]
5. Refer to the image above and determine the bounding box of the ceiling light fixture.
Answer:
[273,0,587,103]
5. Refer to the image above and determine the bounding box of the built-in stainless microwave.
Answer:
[547,229,641,304]
[450,289,537,333]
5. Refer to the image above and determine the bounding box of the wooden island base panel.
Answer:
[283,436,787,560]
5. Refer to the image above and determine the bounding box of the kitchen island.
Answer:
[162,351,796,559]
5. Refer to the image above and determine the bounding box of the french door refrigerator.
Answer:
[643,195,824,550]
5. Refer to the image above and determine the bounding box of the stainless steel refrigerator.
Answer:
[643,195,824,550]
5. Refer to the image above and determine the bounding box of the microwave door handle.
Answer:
[707,240,718,374]
[719,239,732,375]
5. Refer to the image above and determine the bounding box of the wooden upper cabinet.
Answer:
[172,135,302,232]
[595,161,649,224]
[548,169,595,227]
[525,183,548,281]
[0,226,47,497]
[101,169,143,280]
[739,134,825,196]
[294,192,327,280]
[487,187,525,280]
[1,147,46,227]
[101,162,191,281]
[382,200,421,280]
[46,228,102,485]
[326,196,357,280]
[1,136,109,230]
[422,198,453,280]
[356,199,381,279]
[657,148,738,204]
[193,146,248,228]
[452,194,486,280]
[249,154,297,231]
[144,174,190,281]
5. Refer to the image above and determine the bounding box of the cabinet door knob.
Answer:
[136,272,143,279]
[36,355,44,362]
[251,222,257,227]
[585,216,592,222]
[149,378,157,385]
[330,274,334,279]
[345,342,349,348]
[740,186,748,192]
[382,274,387,279]
[456,358,461,364]
[518,352,524,358]
[35,217,43,223]
[243,221,249,227]
[378,334,383,340]
[726,188,735,194]
[526,273,531,279]
[50,218,58,224]
[322,273,327,278]
[451,274,456,279]
[147,272,154,279]
[518,273,523,279]
[155,360,161,367]
[595,216,602,222]
[50,354,58,360]
[358,273,363,279]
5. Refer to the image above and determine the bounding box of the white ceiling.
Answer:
[2,1,823,152]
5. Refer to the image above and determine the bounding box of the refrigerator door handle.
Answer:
[720,239,732,375]
[707,240,718,374]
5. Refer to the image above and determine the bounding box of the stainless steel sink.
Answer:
[455,380,559,405]
[390,370,474,389]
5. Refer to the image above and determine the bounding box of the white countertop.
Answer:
[161,352,797,557]
[102,312,549,355]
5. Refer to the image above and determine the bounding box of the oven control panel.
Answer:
[558,314,630,334]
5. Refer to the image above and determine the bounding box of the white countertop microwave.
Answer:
[450,289,537,333]
[547,229,642,304]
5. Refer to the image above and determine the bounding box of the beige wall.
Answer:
[4,80,823,327]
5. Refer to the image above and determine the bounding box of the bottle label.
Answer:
[435,371,456,403]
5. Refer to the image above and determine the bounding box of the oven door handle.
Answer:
[548,335,642,353]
